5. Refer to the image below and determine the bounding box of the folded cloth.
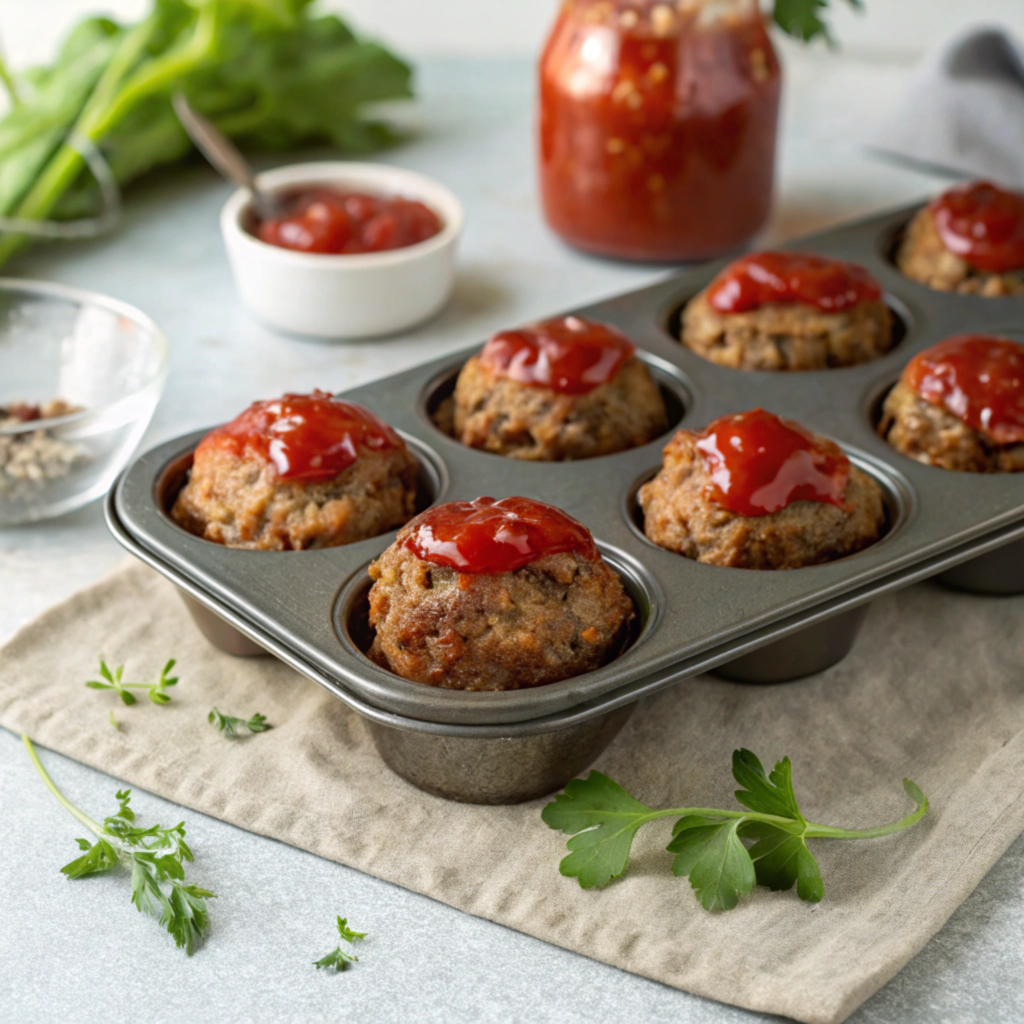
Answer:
[4,561,1024,1024]
[870,26,1024,187]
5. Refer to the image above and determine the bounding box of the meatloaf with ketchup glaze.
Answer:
[450,316,667,460]
[367,496,634,691]
[639,409,886,569]
[682,251,894,370]
[879,335,1024,472]
[896,182,1024,297]
[172,391,418,550]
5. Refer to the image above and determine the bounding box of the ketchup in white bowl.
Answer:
[253,187,443,256]
[220,162,464,339]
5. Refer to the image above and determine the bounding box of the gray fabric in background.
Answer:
[3,561,1024,1024]
[870,26,1024,186]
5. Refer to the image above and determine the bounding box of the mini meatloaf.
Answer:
[367,496,634,690]
[879,335,1024,472]
[639,409,886,569]
[449,315,667,460]
[896,182,1024,297]
[682,251,894,370]
[172,390,418,550]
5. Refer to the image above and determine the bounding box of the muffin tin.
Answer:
[109,202,1024,803]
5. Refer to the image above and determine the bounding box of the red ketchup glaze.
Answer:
[401,496,599,574]
[903,334,1024,445]
[929,182,1024,274]
[480,316,636,395]
[198,390,404,482]
[255,188,443,255]
[694,409,850,517]
[707,251,884,314]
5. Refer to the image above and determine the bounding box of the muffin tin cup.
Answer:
[935,537,1024,596]
[107,494,636,803]
[107,202,1024,800]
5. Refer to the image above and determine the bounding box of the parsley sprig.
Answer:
[314,916,366,972]
[208,707,271,738]
[23,735,215,954]
[543,749,927,911]
[773,0,864,44]
[86,658,178,705]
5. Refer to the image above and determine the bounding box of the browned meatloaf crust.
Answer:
[638,430,886,569]
[896,207,1024,297]
[450,354,668,460]
[680,291,894,371]
[172,445,418,550]
[366,545,634,690]
[878,380,1024,472]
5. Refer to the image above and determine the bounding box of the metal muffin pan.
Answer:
[110,203,1024,724]
[105,490,1024,803]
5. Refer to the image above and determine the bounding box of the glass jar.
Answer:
[539,0,782,262]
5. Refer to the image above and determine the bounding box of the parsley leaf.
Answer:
[23,735,215,954]
[667,817,756,912]
[773,0,864,45]
[544,748,927,911]
[314,916,366,972]
[86,658,178,706]
[208,707,271,738]
[540,771,657,889]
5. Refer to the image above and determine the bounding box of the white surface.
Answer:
[0,37,1022,1024]
[221,162,462,338]
[3,0,1023,63]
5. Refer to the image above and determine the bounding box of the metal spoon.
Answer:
[172,93,283,220]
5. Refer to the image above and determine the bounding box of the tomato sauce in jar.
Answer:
[480,316,636,394]
[929,182,1024,274]
[254,188,443,255]
[539,0,781,262]
[706,251,884,314]
[400,496,599,573]
[199,390,405,482]
[903,335,1024,445]
[695,409,850,516]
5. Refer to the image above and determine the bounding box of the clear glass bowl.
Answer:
[0,279,168,525]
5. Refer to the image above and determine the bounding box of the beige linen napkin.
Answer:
[3,560,1024,1024]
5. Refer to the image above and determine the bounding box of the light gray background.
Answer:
[1,40,1023,1024]
[8,0,1024,60]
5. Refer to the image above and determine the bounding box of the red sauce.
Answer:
[707,251,884,314]
[480,316,635,395]
[400,496,599,574]
[539,0,781,262]
[929,182,1024,274]
[694,409,850,517]
[198,390,404,482]
[255,188,442,255]
[903,335,1024,445]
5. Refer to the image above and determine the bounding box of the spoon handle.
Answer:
[172,94,278,217]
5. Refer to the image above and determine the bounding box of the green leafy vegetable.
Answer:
[208,706,271,738]
[23,734,215,954]
[773,0,864,44]
[109,710,120,729]
[86,658,178,705]
[0,0,412,267]
[314,916,366,971]
[543,749,927,911]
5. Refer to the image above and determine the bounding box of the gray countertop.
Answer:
[2,55,1023,1024]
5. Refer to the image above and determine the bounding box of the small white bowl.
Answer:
[220,162,463,340]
